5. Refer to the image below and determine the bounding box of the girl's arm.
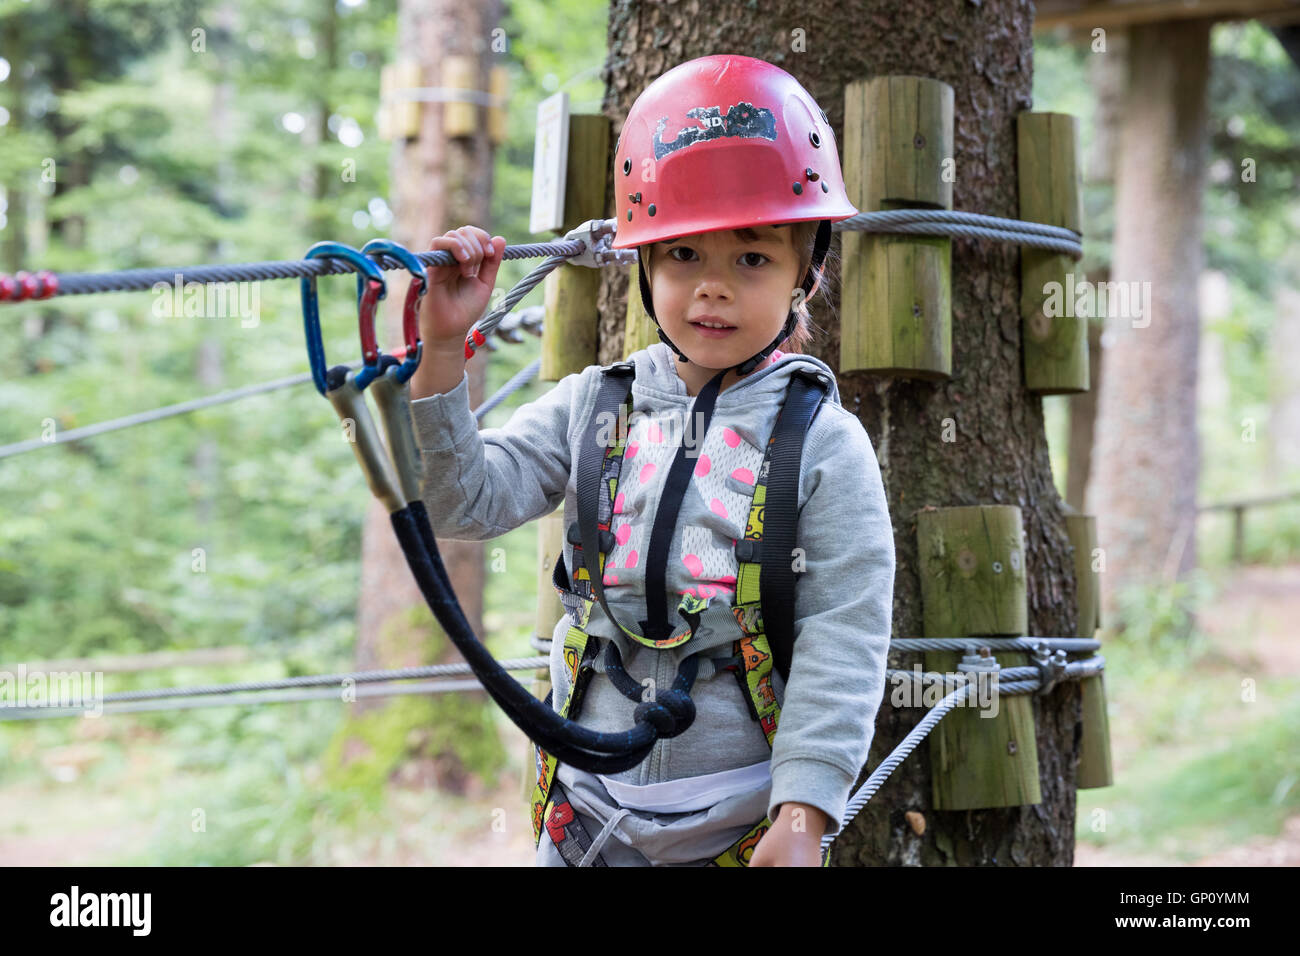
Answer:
[765,405,897,838]
[409,362,594,541]
[406,223,589,541]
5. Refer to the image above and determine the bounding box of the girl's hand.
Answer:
[419,225,506,353]
[748,803,829,867]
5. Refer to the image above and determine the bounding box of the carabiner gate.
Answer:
[300,241,388,396]
[359,239,426,385]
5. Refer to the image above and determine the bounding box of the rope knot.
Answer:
[634,689,695,738]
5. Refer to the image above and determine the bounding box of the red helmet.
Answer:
[611,54,857,375]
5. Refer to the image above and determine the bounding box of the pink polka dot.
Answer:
[694,454,711,478]
[640,463,657,483]
[648,422,663,443]
[625,549,638,568]
[731,466,754,484]
[615,523,631,546]
[613,492,625,514]
[625,441,639,461]
[773,350,783,359]
[723,427,742,448]
[682,553,704,577]
[710,498,728,519]
[603,572,619,586]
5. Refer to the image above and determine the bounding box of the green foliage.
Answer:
[0,0,609,864]
[1077,571,1300,858]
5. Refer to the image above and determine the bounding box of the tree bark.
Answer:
[1087,18,1211,626]
[348,0,504,796]
[600,0,1079,865]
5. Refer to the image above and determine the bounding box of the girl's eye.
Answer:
[665,247,768,267]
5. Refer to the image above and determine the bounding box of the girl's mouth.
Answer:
[690,322,737,338]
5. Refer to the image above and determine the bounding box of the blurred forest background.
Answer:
[1,0,1297,865]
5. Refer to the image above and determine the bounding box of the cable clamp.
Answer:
[563,218,638,268]
[1029,641,1068,696]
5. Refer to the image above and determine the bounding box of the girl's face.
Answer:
[646,225,804,394]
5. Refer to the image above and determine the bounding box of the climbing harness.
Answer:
[531,359,834,867]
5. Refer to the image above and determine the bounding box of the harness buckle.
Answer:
[791,367,833,391]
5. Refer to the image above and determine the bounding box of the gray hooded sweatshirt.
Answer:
[409,342,895,864]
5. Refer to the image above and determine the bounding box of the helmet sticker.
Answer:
[652,101,777,161]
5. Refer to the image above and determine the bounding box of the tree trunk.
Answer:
[1268,274,1300,481]
[347,0,504,796]
[1087,18,1211,627]
[3,10,28,276]
[600,0,1079,865]
[194,1,237,532]
[1066,29,1126,512]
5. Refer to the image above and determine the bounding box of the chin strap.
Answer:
[637,219,832,377]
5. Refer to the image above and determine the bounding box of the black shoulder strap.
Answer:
[761,368,831,684]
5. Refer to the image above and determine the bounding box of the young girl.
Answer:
[407,54,894,867]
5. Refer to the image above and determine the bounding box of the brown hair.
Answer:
[643,220,837,354]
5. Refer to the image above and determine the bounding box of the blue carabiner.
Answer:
[301,241,387,396]
[358,239,427,385]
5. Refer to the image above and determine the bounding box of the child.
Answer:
[407,54,894,867]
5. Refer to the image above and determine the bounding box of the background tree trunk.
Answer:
[1086,18,1211,627]
[1267,263,1300,482]
[1066,28,1126,512]
[599,0,1079,865]
[346,0,504,796]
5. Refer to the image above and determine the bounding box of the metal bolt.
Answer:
[1007,740,1017,755]
[792,182,803,195]
[805,167,820,181]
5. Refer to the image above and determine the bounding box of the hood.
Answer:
[629,341,844,419]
